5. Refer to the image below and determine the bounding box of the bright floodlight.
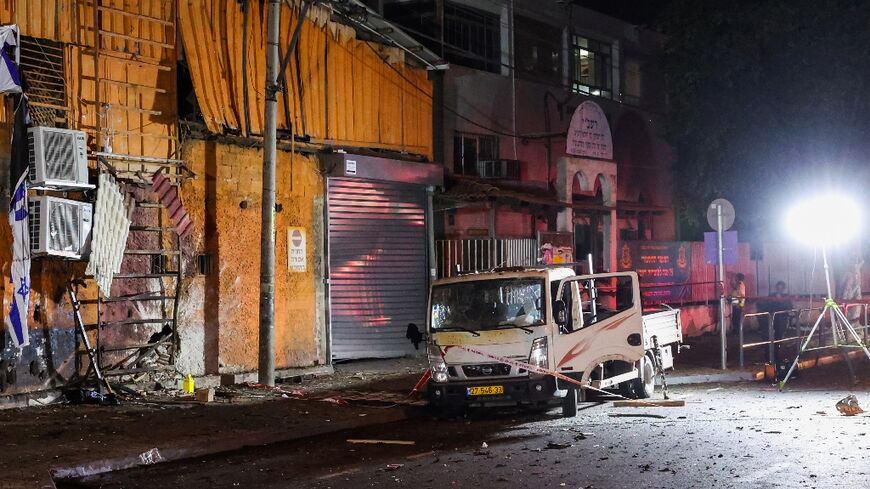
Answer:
[786,194,863,246]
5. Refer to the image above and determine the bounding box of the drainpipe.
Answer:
[431,69,445,165]
[259,0,281,387]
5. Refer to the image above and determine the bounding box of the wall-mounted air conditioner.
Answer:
[477,159,521,180]
[28,126,94,190]
[29,196,93,259]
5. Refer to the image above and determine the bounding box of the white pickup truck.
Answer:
[410,267,682,417]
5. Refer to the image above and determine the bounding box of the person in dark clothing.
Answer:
[730,273,746,335]
[762,280,794,364]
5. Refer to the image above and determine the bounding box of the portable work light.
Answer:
[779,193,870,390]
[785,194,862,247]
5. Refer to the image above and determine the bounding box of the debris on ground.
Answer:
[481,442,488,449]
[195,388,215,403]
[836,395,864,416]
[63,388,120,406]
[384,463,403,471]
[612,400,685,408]
[546,441,572,450]
[320,397,348,406]
[608,413,667,419]
[347,439,416,445]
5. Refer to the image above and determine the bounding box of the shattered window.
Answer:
[431,278,544,331]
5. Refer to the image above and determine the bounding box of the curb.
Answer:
[48,403,413,483]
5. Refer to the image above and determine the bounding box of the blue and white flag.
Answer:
[4,25,29,349]
[0,25,21,95]
[8,161,30,348]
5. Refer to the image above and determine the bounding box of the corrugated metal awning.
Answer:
[437,177,613,212]
[336,1,448,70]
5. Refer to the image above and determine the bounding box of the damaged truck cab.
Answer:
[419,267,682,417]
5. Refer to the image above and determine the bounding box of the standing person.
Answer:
[838,252,863,322]
[730,273,746,334]
[767,280,793,364]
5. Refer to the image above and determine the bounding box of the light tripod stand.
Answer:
[778,246,870,390]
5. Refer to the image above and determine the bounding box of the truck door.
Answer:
[551,272,645,373]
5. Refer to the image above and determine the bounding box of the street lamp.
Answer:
[779,193,870,389]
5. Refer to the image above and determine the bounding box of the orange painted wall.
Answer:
[176,139,325,375]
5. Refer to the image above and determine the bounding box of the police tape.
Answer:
[450,344,674,407]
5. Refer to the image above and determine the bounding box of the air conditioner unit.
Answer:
[477,159,521,180]
[28,126,94,190]
[29,196,93,259]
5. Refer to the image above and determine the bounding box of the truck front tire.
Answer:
[631,355,656,399]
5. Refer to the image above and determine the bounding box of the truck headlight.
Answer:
[529,337,548,370]
[428,344,449,383]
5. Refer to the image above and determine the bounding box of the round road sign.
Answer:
[291,229,304,247]
[707,198,735,231]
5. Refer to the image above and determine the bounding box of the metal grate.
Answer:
[462,364,512,377]
[28,199,40,251]
[48,200,80,253]
[42,131,77,181]
[27,132,37,181]
[19,36,67,128]
[435,239,539,278]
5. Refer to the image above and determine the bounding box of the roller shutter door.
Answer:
[328,178,428,359]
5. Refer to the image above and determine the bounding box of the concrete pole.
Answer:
[259,0,281,386]
[717,204,727,370]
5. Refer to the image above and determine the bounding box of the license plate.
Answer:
[467,385,504,396]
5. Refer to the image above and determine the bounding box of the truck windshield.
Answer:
[430,278,545,332]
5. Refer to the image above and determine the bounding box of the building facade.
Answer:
[382,0,675,274]
[0,0,440,400]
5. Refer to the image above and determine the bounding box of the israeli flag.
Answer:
[7,171,29,348]
[3,25,29,348]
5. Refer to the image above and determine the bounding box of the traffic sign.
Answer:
[707,198,735,231]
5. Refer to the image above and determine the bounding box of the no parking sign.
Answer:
[288,227,306,272]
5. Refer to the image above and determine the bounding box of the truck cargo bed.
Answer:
[642,309,682,349]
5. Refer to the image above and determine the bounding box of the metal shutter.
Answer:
[328,178,428,359]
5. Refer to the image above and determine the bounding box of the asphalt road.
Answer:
[63,364,870,489]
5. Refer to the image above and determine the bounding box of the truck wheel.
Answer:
[561,387,578,417]
[631,355,656,399]
[618,381,635,398]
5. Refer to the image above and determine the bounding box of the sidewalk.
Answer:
[1,358,428,488]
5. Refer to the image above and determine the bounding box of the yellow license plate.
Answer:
[467,385,504,396]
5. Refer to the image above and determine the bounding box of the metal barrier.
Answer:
[738,303,870,369]
[739,311,770,368]
[435,238,538,278]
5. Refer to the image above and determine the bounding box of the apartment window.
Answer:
[453,132,498,176]
[515,16,561,84]
[19,36,67,128]
[443,2,501,73]
[623,57,642,105]
[572,35,612,98]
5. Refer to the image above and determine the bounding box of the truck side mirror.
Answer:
[406,322,425,350]
[554,300,567,326]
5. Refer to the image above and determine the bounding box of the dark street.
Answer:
[64,363,870,489]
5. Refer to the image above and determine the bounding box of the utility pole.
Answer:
[716,204,727,370]
[259,0,281,386]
